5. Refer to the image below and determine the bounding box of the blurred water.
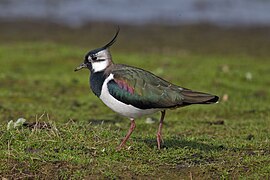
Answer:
[0,0,270,27]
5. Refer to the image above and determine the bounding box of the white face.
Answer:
[88,49,111,73]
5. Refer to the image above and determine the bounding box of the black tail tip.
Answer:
[207,95,219,104]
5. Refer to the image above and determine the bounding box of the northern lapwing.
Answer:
[75,28,219,150]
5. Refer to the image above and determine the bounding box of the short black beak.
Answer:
[74,63,87,72]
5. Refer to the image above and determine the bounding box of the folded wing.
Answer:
[107,65,218,109]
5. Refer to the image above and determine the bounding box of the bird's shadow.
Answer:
[87,118,226,151]
[134,136,226,151]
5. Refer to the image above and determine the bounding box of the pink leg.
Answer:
[117,119,136,150]
[157,111,166,150]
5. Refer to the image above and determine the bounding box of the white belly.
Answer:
[99,74,160,118]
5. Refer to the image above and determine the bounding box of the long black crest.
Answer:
[102,26,120,49]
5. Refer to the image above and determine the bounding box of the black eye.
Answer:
[91,55,97,61]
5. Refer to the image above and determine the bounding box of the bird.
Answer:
[75,27,219,150]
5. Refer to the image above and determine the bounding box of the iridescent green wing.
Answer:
[107,65,185,109]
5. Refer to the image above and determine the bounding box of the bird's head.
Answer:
[75,27,119,73]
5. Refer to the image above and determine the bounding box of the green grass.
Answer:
[0,22,270,179]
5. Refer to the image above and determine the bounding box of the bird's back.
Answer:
[106,64,219,110]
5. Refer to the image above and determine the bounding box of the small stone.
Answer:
[14,118,26,128]
[7,120,14,130]
[222,94,229,102]
[7,118,26,130]
[245,72,252,81]
[221,65,230,73]
[115,123,121,127]
[145,117,155,124]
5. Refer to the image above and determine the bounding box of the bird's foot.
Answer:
[116,145,122,151]
[116,139,127,151]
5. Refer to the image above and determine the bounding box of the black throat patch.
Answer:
[90,71,107,97]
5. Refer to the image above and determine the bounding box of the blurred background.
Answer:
[0,0,270,54]
[1,0,270,27]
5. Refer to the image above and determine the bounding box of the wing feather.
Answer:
[107,65,218,110]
